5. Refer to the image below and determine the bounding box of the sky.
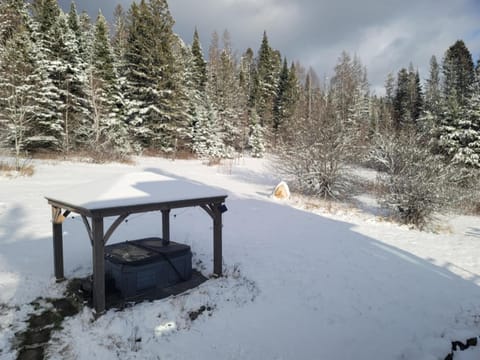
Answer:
[59,0,480,95]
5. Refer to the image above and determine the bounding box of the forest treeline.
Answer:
[1,0,479,226]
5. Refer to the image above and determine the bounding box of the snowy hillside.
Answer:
[1,156,480,360]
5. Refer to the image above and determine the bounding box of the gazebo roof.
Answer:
[45,171,227,215]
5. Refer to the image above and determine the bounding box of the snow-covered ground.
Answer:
[1,156,480,360]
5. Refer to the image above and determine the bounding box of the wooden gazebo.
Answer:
[45,172,228,315]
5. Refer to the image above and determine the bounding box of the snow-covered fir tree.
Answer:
[192,100,225,159]
[248,112,265,158]
[123,0,186,152]
[0,16,36,163]
[77,11,131,159]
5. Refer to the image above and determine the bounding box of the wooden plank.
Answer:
[92,217,105,315]
[89,196,227,217]
[162,209,170,246]
[46,196,227,218]
[52,206,64,281]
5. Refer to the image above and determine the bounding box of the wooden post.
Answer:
[92,217,105,315]
[52,206,64,281]
[213,205,222,276]
[162,209,170,246]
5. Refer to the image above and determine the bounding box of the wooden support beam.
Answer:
[81,215,93,245]
[200,204,214,219]
[162,209,170,246]
[92,217,105,316]
[52,206,64,281]
[103,213,130,245]
[213,204,223,276]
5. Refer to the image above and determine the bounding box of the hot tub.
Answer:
[105,237,192,299]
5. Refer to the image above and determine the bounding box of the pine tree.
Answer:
[248,112,265,158]
[123,0,183,151]
[206,30,242,156]
[272,58,299,144]
[438,78,480,168]
[77,11,130,158]
[30,0,60,34]
[169,34,195,154]
[1,0,63,151]
[31,0,91,152]
[0,0,27,45]
[442,40,475,107]
[273,58,289,132]
[239,48,256,107]
[393,68,412,130]
[112,4,127,62]
[181,34,221,158]
[254,31,281,129]
[408,67,423,123]
[0,18,37,163]
[191,28,207,91]
[437,40,477,165]
[67,2,80,35]
[425,55,441,114]
[192,99,224,159]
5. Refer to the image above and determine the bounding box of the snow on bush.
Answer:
[371,132,449,228]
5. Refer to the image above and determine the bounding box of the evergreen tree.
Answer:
[248,112,265,158]
[438,78,480,168]
[425,55,441,115]
[31,0,91,151]
[436,40,477,164]
[408,66,423,123]
[78,11,130,158]
[0,0,27,45]
[393,68,412,130]
[273,58,289,132]
[191,28,207,91]
[254,31,281,128]
[442,40,475,107]
[0,17,38,161]
[206,30,242,155]
[123,0,182,151]
[191,99,224,159]
[67,2,80,35]
[232,48,255,153]
[239,47,256,108]
[30,0,60,34]
[181,34,221,158]
[273,58,299,144]
[170,34,195,153]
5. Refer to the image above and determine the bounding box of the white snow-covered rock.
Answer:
[272,181,290,200]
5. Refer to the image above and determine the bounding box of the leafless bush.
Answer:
[274,95,354,200]
[0,158,34,177]
[370,132,449,228]
[446,168,480,215]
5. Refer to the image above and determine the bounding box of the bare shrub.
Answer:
[0,158,34,177]
[447,168,480,215]
[370,132,449,228]
[274,93,354,200]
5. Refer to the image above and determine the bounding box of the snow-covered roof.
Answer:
[45,171,227,212]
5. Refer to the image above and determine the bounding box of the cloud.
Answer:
[59,0,480,92]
